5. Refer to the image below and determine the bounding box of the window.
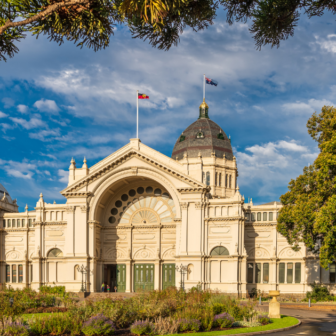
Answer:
[215,173,218,186]
[22,219,25,227]
[6,265,10,282]
[269,212,273,221]
[295,263,301,283]
[8,219,11,228]
[251,213,256,221]
[179,135,185,142]
[263,263,269,283]
[17,219,21,228]
[287,263,293,283]
[28,219,32,227]
[217,133,224,140]
[197,131,204,139]
[263,212,267,221]
[12,219,16,228]
[245,213,250,221]
[255,263,261,283]
[247,263,254,283]
[18,265,23,283]
[202,172,205,183]
[225,174,228,187]
[276,212,279,219]
[330,263,336,283]
[257,212,261,221]
[279,263,285,283]
[47,248,63,257]
[12,265,17,282]
[3,219,5,228]
[74,265,79,280]
[210,246,229,256]
[206,172,210,186]
[219,173,221,186]
[229,175,232,188]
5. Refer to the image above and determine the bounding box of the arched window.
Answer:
[215,173,218,186]
[229,175,232,188]
[202,172,205,184]
[210,246,229,256]
[187,264,194,280]
[206,172,210,186]
[257,212,261,221]
[74,265,79,280]
[225,174,228,187]
[47,248,63,258]
[219,173,221,186]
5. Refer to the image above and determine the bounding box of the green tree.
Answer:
[277,106,336,269]
[0,0,335,61]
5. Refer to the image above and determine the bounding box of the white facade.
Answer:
[0,117,333,296]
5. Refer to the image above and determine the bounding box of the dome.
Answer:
[0,183,13,203]
[171,99,233,160]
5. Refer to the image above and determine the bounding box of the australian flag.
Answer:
[205,76,218,86]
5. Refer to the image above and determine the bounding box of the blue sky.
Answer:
[1,10,335,211]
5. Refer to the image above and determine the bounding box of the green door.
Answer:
[134,264,154,292]
[162,264,175,290]
[110,264,126,292]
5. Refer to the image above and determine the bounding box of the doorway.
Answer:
[103,264,126,292]
[134,264,154,292]
[162,264,175,290]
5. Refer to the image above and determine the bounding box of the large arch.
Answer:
[89,166,182,222]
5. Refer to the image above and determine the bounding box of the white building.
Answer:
[0,99,332,296]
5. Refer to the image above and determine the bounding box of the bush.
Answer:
[4,322,29,336]
[153,317,180,335]
[130,320,154,336]
[82,314,115,336]
[178,319,201,332]
[213,313,234,328]
[39,286,66,297]
[257,314,271,325]
[306,284,333,302]
[25,307,68,314]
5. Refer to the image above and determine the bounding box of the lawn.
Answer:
[167,316,299,336]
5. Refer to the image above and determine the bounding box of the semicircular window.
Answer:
[217,133,224,140]
[210,246,229,256]
[48,248,63,258]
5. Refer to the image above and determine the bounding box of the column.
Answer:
[180,203,188,255]
[154,261,160,290]
[125,261,131,292]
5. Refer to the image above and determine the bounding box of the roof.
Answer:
[171,102,233,160]
[0,183,13,203]
[259,201,282,206]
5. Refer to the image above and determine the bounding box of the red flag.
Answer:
[138,93,149,99]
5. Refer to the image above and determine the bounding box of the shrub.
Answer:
[39,286,66,297]
[306,284,333,302]
[232,320,261,327]
[211,303,225,315]
[213,313,234,328]
[257,314,271,325]
[153,317,180,335]
[130,320,154,336]
[82,314,115,336]
[25,307,68,314]
[178,319,201,332]
[4,321,29,336]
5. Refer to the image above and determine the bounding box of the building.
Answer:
[0,99,332,296]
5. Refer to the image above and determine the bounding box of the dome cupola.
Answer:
[171,100,233,160]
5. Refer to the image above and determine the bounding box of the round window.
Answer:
[111,208,118,215]
[129,189,136,197]
[119,212,123,217]
[115,200,122,208]
[146,186,153,193]
[137,187,144,194]
[121,194,128,202]
[109,217,116,224]
[154,188,162,196]
[162,192,170,198]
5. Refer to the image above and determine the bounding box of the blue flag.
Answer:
[205,76,218,86]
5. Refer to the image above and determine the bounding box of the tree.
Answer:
[277,106,336,269]
[0,0,335,61]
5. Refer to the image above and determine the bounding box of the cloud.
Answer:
[0,123,14,133]
[0,159,36,179]
[33,99,59,113]
[58,169,68,183]
[17,104,29,113]
[282,98,335,114]
[29,128,61,141]
[2,98,14,108]
[316,34,336,53]
[0,111,8,118]
[10,116,46,130]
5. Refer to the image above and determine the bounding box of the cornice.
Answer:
[108,224,176,230]
[35,221,67,226]
[205,216,242,222]
[245,222,276,227]
[62,192,93,198]
[62,151,204,194]
[177,187,209,194]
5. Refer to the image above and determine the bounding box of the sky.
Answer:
[1,10,335,211]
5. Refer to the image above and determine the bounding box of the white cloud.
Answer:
[29,129,61,141]
[282,98,335,114]
[2,98,14,108]
[10,116,46,130]
[33,99,59,113]
[17,104,29,113]
[58,169,68,183]
[0,111,8,118]
[316,34,336,53]
[0,159,36,179]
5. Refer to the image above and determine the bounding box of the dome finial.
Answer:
[199,98,209,119]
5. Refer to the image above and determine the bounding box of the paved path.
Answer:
[268,307,336,335]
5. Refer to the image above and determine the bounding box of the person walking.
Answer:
[107,285,110,292]
[101,283,105,292]
[114,286,117,292]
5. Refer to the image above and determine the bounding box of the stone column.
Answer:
[180,203,188,255]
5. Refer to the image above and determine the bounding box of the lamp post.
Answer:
[175,264,190,290]
[77,265,89,292]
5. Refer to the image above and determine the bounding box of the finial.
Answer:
[236,185,240,191]
[25,204,28,211]
[82,157,88,169]
[199,98,209,119]
[71,157,75,163]
[39,193,43,198]
[53,200,56,204]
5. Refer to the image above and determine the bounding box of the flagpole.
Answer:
[136,90,139,138]
[203,74,205,100]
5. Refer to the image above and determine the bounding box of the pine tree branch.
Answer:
[0,0,92,35]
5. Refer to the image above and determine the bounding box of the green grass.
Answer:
[168,316,299,336]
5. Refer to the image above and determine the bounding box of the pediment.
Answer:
[61,143,206,196]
